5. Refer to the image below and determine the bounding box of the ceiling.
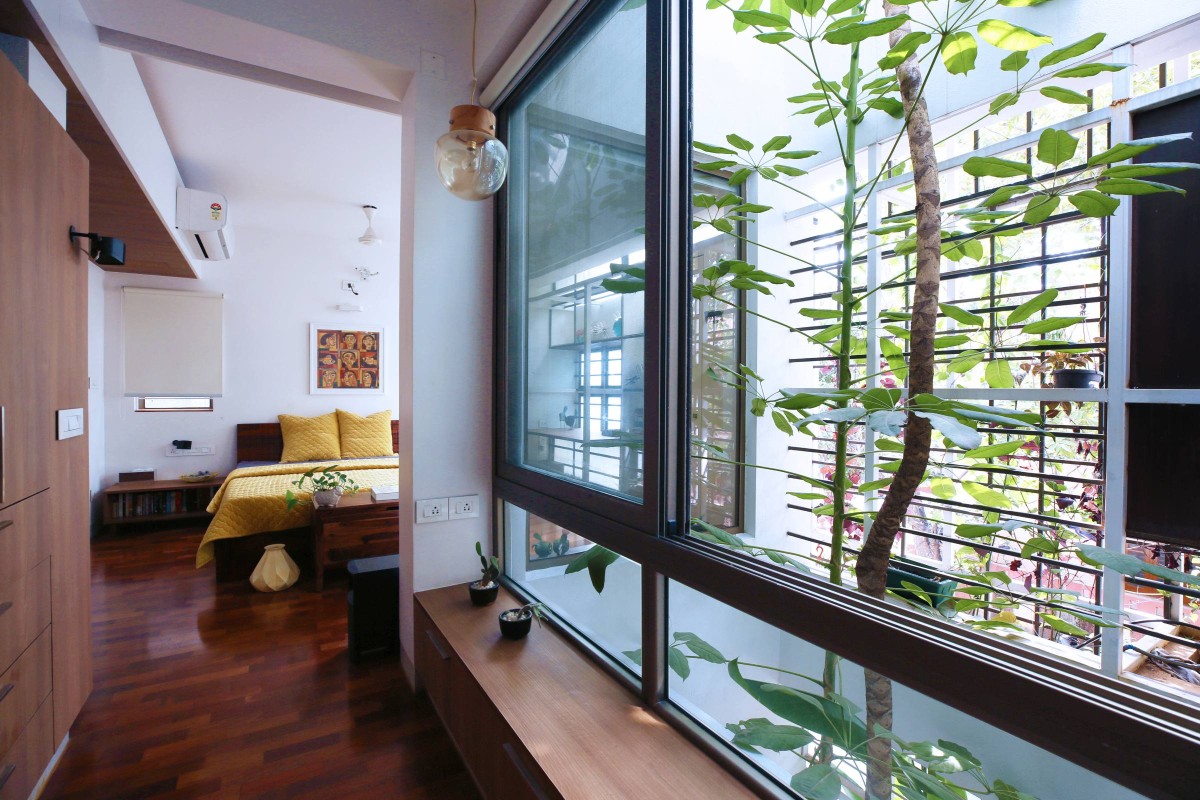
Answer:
[73,0,548,277]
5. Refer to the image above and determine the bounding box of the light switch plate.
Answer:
[166,445,214,456]
[56,407,84,440]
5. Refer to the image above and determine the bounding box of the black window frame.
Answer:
[491,2,1200,798]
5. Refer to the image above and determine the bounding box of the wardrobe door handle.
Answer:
[425,629,450,661]
[0,763,14,791]
[0,520,11,533]
[0,405,6,505]
[0,602,11,618]
[0,683,12,704]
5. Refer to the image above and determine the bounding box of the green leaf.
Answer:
[1040,32,1106,67]
[934,334,971,349]
[940,31,978,75]
[790,765,841,800]
[726,133,754,151]
[1020,316,1084,335]
[694,141,737,155]
[876,438,905,452]
[956,523,1004,539]
[602,277,646,293]
[860,388,903,410]
[867,410,907,437]
[940,303,984,327]
[1022,537,1060,557]
[1023,194,1061,226]
[727,660,868,750]
[729,720,815,752]
[931,476,957,500]
[1099,178,1188,196]
[763,135,792,152]
[1036,128,1079,167]
[962,481,1011,508]
[1040,85,1091,105]
[667,646,691,680]
[732,9,790,28]
[1076,544,1200,588]
[990,91,1020,115]
[965,439,1027,459]
[1040,613,1089,638]
[622,648,642,665]
[675,632,727,664]
[1055,62,1128,79]
[916,412,982,450]
[977,19,1052,51]
[755,31,795,43]
[776,391,834,410]
[825,15,910,45]
[1069,189,1120,218]
[985,359,1014,388]
[867,97,905,119]
[879,30,931,69]
[826,0,858,13]
[1102,162,1200,179]
[563,545,620,593]
[1006,288,1058,325]
[860,477,894,492]
[983,184,1030,208]
[948,350,984,374]
[880,337,908,382]
[772,410,793,435]
[1000,50,1029,72]
[1087,133,1193,167]
[963,156,1032,178]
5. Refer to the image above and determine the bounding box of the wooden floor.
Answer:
[42,526,479,799]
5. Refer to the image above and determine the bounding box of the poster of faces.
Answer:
[310,324,384,394]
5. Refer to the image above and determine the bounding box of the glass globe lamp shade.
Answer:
[434,105,509,201]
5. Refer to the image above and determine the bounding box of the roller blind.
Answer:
[123,287,223,397]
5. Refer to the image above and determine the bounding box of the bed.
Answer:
[198,421,401,581]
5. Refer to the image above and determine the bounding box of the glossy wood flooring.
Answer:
[42,526,479,799]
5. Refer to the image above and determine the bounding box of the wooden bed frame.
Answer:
[210,421,401,582]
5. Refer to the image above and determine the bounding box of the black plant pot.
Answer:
[498,609,533,640]
[468,580,499,607]
[1052,369,1102,389]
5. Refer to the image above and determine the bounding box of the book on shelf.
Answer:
[371,485,400,502]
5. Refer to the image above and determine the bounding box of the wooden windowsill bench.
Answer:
[414,585,759,800]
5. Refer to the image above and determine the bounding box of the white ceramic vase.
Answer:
[250,543,300,592]
[314,489,341,508]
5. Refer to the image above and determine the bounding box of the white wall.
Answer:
[87,263,106,530]
[99,198,402,483]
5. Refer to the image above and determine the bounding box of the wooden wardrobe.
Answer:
[0,51,92,799]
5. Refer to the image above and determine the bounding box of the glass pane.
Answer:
[503,502,642,676]
[667,580,1150,800]
[505,1,647,501]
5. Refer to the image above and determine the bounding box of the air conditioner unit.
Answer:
[175,187,233,261]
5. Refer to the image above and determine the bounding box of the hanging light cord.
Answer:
[470,0,479,104]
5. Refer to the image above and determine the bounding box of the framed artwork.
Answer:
[309,324,385,395]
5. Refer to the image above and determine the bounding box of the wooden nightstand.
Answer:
[311,493,399,591]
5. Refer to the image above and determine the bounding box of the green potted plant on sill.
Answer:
[470,541,502,606]
[285,465,358,510]
[498,602,547,640]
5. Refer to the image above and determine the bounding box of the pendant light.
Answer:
[434,0,509,201]
[358,205,382,246]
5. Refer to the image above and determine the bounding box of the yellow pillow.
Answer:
[278,412,341,463]
[337,409,394,458]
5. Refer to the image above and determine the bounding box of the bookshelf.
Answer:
[100,477,223,534]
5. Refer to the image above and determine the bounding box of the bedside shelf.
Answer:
[100,477,223,534]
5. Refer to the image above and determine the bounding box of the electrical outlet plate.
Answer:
[449,494,480,519]
[166,445,214,457]
[416,497,448,524]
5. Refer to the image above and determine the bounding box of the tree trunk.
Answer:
[856,4,943,798]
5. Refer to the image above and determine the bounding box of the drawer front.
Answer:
[0,694,53,800]
[414,604,452,720]
[0,492,50,588]
[0,560,52,676]
[0,629,51,755]
[322,517,398,547]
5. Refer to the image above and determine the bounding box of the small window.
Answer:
[136,397,214,412]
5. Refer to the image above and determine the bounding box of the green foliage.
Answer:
[475,540,501,586]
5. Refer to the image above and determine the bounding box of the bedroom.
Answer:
[3,0,1200,799]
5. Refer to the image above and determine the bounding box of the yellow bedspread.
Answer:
[196,457,400,567]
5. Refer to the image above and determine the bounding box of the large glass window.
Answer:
[502,0,648,504]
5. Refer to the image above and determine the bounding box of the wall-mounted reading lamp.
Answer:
[69,226,126,266]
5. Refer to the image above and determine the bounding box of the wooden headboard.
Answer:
[236,421,401,463]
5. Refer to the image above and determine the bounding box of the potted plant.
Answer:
[532,531,570,559]
[498,602,546,640]
[469,541,501,606]
[1022,347,1103,389]
[285,465,359,510]
[885,556,958,609]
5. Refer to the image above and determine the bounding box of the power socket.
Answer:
[449,494,480,519]
[416,497,448,524]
